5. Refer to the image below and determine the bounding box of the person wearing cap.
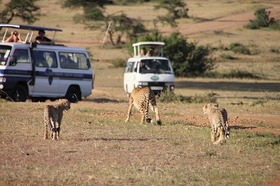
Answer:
[35,30,53,44]
[5,31,22,42]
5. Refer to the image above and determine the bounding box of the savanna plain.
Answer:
[0,0,280,185]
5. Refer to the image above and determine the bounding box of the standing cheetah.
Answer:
[44,99,71,140]
[125,87,161,125]
[203,103,230,145]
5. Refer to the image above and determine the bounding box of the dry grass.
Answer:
[0,88,280,185]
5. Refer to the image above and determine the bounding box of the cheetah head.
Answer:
[59,99,71,110]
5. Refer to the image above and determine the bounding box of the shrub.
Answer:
[270,48,280,54]
[246,8,276,29]
[229,43,251,55]
[220,53,237,60]
[269,20,280,30]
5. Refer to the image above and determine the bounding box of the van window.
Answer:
[125,61,135,73]
[33,51,57,68]
[139,59,172,74]
[59,52,90,70]
[0,46,11,66]
[13,49,29,64]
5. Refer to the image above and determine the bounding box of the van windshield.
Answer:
[139,59,172,74]
[0,45,12,66]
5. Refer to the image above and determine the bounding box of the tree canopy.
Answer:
[0,0,41,24]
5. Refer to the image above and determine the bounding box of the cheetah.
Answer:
[203,103,230,145]
[44,99,71,140]
[125,87,161,125]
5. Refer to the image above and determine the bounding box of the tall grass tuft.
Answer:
[229,42,251,55]
[158,90,217,103]
[206,70,263,79]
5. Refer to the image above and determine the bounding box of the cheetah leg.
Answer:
[211,127,216,143]
[225,121,230,138]
[57,131,60,140]
[52,132,56,140]
[154,106,161,125]
[213,128,226,145]
[144,97,152,124]
[125,97,134,123]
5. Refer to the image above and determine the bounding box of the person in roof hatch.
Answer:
[6,31,22,42]
[35,30,53,44]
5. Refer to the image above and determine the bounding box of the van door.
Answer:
[6,48,32,99]
[30,50,61,97]
[124,61,136,94]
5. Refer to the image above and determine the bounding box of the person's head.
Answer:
[38,30,46,37]
[12,31,19,37]
[140,48,146,55]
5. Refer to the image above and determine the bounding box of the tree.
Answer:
[61,0,146,46]
[154,0,189,28]
[0,0,41,24]
[129,30,215,77]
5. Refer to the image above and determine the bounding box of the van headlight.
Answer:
[138,82,148,86]
[165,83,175,91]
[137,81,148,88]
[0,77,6,83]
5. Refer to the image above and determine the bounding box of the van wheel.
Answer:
[65,87,81,103]
[11,85,28,102]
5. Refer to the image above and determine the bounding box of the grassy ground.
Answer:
[0,91,280,185]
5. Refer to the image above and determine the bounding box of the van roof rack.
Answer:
[0,24,62,43]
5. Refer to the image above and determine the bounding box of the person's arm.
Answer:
[17,34,23,42]
[5,36,13,42]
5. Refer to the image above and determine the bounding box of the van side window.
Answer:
[13,49,29,63]
[33,51,57,68]
[125,62,135,73]
[59,52,90,70]
[44,51,57,68]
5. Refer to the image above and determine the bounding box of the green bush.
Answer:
[269,20,280,30]
[270,48,280,54]
[246,8,276,29]
[220,53,237,60]
[128,30,215,77]
[229,42,251,55]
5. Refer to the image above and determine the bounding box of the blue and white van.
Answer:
[124,41,175,96]
[0,24,94,102]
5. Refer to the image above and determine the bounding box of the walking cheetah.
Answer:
[125,87,161,125]
[203,103,230,145]
[44,99,71,140]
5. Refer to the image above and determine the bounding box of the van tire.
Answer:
[12,84,28,102]
[65,86,81,103]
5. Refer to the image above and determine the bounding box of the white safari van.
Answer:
[124,41,175,96]
[0,24,94,102]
